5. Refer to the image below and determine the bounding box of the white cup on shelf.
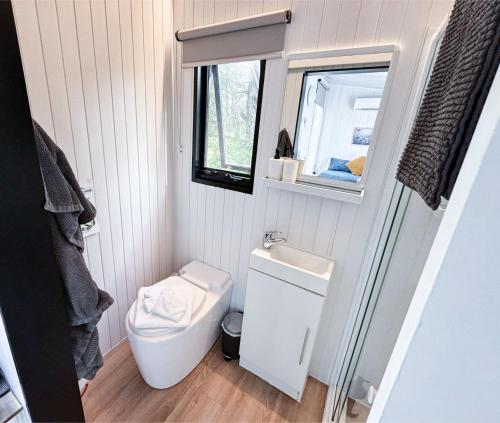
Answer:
[282,159,299,183]
[268,158,284,180]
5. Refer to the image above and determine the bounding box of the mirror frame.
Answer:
[281,45,399,192]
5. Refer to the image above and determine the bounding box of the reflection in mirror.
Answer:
[294,67,388,185]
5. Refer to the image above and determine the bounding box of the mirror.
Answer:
[280,49,394,190]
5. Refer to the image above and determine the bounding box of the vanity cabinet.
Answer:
[240,269,325,401]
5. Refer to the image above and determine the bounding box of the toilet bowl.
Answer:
[126,261,232,389]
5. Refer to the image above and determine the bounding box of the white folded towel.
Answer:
[133,283,194,330]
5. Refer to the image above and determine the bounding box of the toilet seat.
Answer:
[128,275,206,337]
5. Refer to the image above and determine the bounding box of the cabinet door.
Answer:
[240,269,324,398]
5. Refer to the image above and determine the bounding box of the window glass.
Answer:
[205,61,260,174]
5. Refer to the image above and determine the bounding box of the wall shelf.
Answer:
[262,177,364,204]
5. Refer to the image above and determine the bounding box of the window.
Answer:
[193,60,266,194]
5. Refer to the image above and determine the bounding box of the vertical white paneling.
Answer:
[195,183,207,261]
[248,0,263,16]
[53,0,93,181]
[313,199,340,257]
[182,0,195,269]
[184,0,194,28]
[193,0,204,26]
[213,0,225,22]
[236,0,250,18]
[90,0,129,340]
[212,188,225,268]
[374,0,408,44]
[235,193,256,309]
[287,194,308,247]
[172,0,184,271]
[143,0,161,285]
[334,0,363,48]
[354,0,383,46]
[285,0,307,52]
[300,0,324,51]
[119,0,147,295]
[153,0,168,279]
[251,59,289,248]
[264,188,281,232]
[428,0,454,28]
[14,0,171,354]
[219,190,235,271]
[105,0,137,307]
[317,0,342,50]
[228,195,244,304]
[188,179,198,261]
[131,0,154,287]
[299,196,322,251]
[275,190,294,238]
[164,0,176,279]
[51,0,112,354]
[225,0,237,20]
[35,0,78,172]
[312,202,359,377]
[171,0,452,383]
[180,69,193,267]
[263,0,278,13]
[204,0,215,24]
[12,0,54,137]
[73,0,122,347]
[204,186,216,266]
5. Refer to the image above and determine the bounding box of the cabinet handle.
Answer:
[299,327,310,365]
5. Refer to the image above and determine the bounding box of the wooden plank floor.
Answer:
[83,339,327,422]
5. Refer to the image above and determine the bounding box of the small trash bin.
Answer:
[221,311,243,361]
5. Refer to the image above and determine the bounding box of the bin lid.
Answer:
[221,312,243,336]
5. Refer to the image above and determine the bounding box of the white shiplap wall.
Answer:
[354,192,444,389]
[172,0,453,382]
[13,0,173,355]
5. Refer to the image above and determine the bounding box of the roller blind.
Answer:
[176,9,291,67]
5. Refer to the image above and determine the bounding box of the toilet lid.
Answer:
[128,276,206,337]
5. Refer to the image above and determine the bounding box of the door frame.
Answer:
[0,1,85,421]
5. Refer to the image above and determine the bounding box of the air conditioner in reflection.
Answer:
[353,97,381,111]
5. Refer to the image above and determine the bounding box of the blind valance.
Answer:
[176,9,291,66]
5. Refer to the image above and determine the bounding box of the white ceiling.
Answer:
[320,71,388,90]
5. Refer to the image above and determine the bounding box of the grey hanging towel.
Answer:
[32,121,114,380]
[396,0,500,209]
[277,129,294,158]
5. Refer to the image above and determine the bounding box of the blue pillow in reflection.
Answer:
[328,158,351,173]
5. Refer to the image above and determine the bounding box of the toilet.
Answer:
[126,261,232,389]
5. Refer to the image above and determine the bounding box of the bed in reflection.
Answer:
[318,169,360,183]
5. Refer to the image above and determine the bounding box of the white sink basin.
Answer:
[249,245,334,296]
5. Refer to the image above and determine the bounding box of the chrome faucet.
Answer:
[263,231,286,249]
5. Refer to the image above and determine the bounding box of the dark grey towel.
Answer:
[277,129,294,158]
[32,121,113,380]
[396,0,500,209]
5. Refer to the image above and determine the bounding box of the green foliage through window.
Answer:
[205,61,260,174]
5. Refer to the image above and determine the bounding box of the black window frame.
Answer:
[192,60,266,194]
